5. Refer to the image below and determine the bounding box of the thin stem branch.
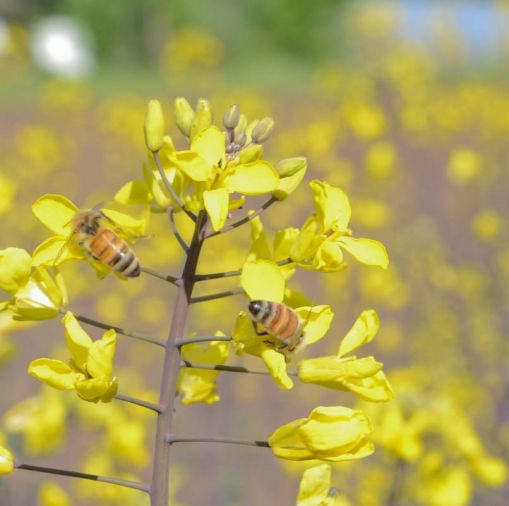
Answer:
[167,435,270,448]
[206,196,277,238]
[175,336,233,347]
[181,360,298,377]
[194,258,293,282]
[115,393,163,413]
[61,310,165,348]
[190,289,244,304]
[168,208,189,253]
[140,266,181,287]
[14,464,149,493]
[152,151,196,222]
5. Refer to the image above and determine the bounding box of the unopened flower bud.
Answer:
[239,144,263,164]
[174,97,195,137]
[144,100,165,152]
[276,157,307,177]
[234,132,247,147]
[251,117,275,144]
[234,114,247,140]
[223,104,240,130]
[191,98,212,139]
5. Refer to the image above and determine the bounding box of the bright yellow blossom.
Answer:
[298,309,393,402]
[4,387,67,455]
[291,181,389,272]
[234,263,333,391]
[0,247,67,320]
[28,312,118,403]
[178,334,230,404]
[31,194,148,277]
[297,464,351,506]
[269,406,373,462]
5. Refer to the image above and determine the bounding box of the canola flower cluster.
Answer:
[0,96,392,506]
[1,12,509,503]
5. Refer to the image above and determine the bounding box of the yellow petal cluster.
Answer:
[28,312,118,403]
[269,406,373,462]
[291,181,389,271]
[178,334,230,404]
[0,247,67,320]
[298,309,393,401]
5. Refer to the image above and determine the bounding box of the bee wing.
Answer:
[100,210,149,241]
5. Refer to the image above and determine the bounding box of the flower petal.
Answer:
[114,180,150,205]
[87,329,117,379]
[32,194,78,236]
[296,305,334,345]
[0,446,14,475]
[241,260,285,302]
[260,345,294,390]
[170,151,213,181]
[310,181,351,231]
[62,311,92,371]
[297,464,331,506]
[338,309,379,357]
[268,418,311,460]
[28,358,77,390]
[190,125,225,168]
[203,188,229,232]
[223,161,279,195]
[0,247,32,293]
[32,237,83,267]
[338,236,389,269]
[273,166,307,201]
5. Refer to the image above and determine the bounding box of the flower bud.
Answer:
[190,98,212,139]
[144,100,165,152]
[174,97,195,137]
[0,446,14,475]
[223,104,240,130]
[251,117,275,144]
[276,157,307,177]
[239,144,263,164]
[234,114,247,141]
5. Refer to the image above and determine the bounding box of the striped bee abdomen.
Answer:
[88,228,140,277]
[248,300,303,350]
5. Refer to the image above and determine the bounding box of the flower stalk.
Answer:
[150,210,208,505]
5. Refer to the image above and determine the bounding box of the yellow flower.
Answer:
[0,247,67,320]
[297,464,351,506]
[173,123,280,231]
[447,147,482,184]
[178,334,230,404]
[38,482,71,506]
[3,388,67,455]
[0,445,14,475]
[291,181,389,272]
[273,157,308,201]
[234,265,333,390]
[31,194,148,277]
[298,309,394,402]
[28,312,118,403]
[471,210,502,242]
[268,406,374,462]
[106,418,149,468]
[247,216,298,281]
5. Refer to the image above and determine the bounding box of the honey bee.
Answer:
[248,300,305,353]
[66,206,141,277]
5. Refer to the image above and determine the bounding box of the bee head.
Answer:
[248,300,265,318]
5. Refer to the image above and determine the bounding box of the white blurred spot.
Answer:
[0,17,9,55]
[30,15,96,78]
